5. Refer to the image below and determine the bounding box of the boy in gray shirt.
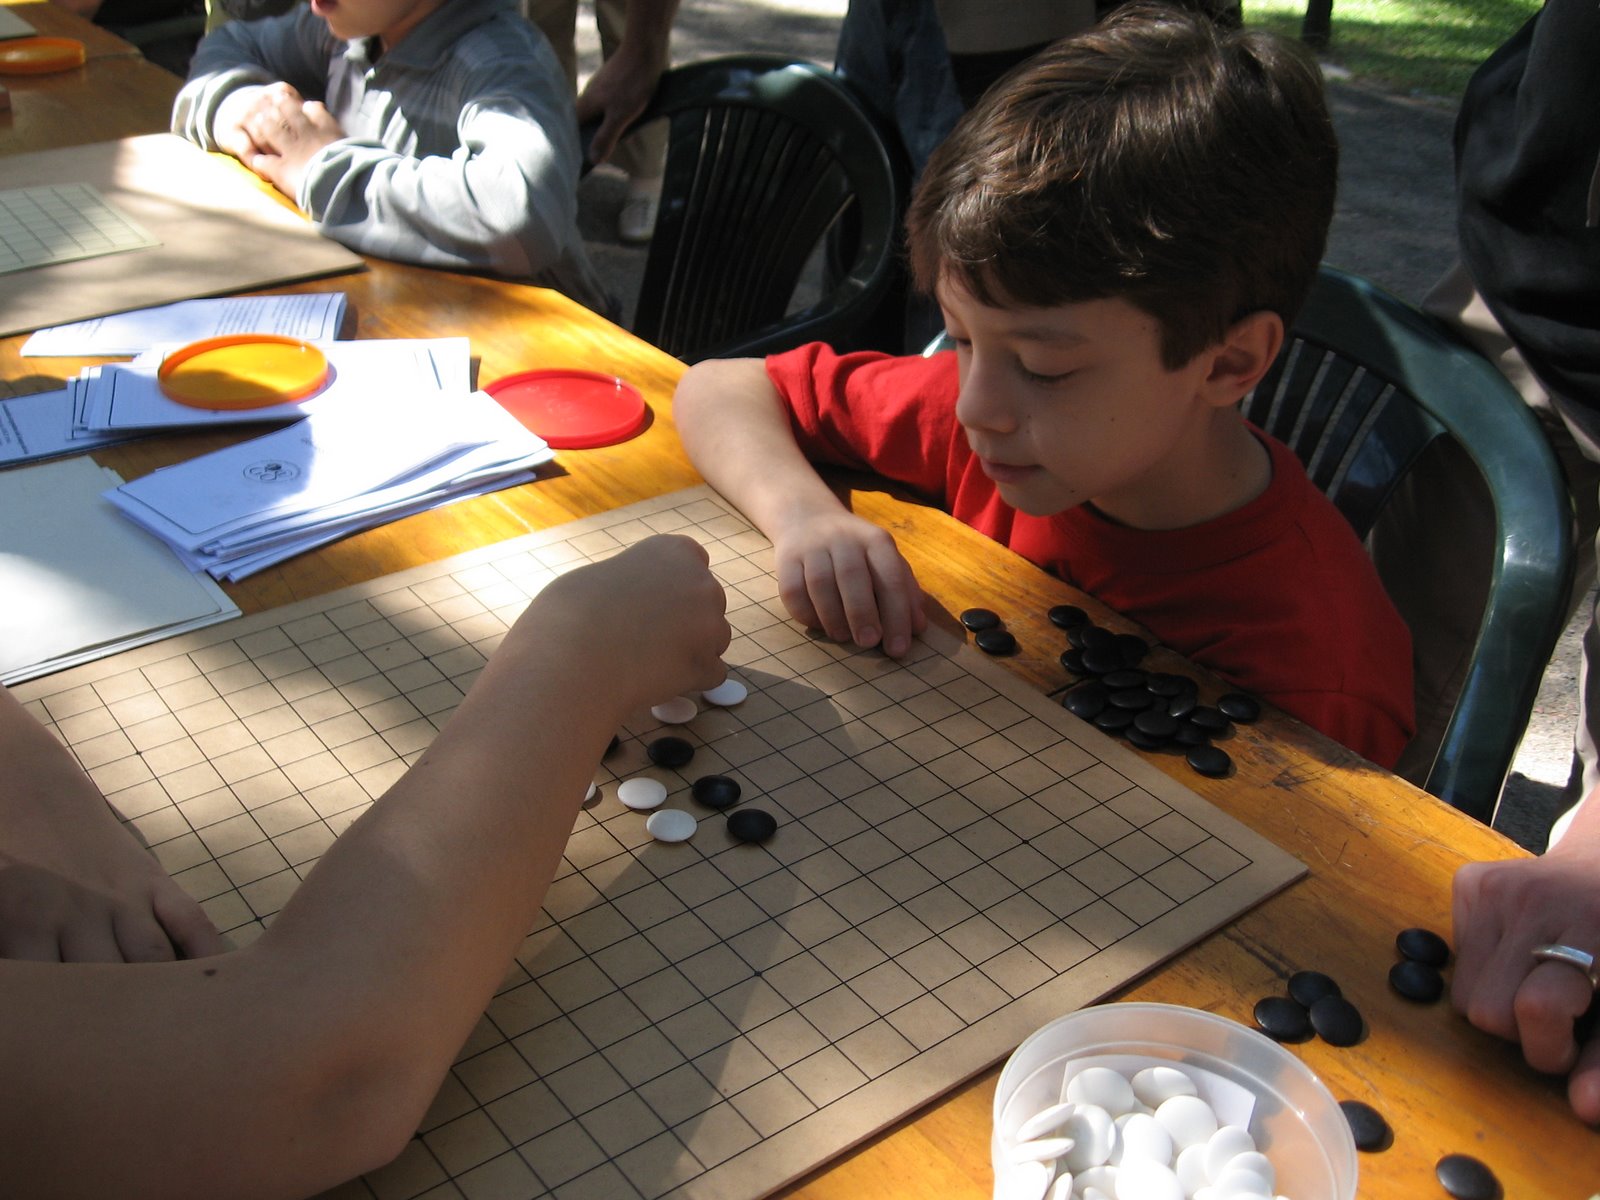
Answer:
[173,0,612,315]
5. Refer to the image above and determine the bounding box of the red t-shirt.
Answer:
[765,343,1415,768]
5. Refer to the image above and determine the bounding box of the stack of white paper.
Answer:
[72,337,471,433]
[0,458,241,685]
[104,388,555,581]
[20,293,348,357]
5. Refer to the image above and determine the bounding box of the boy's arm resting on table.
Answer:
[0,688,224,965]
[171,13,326,153]
[0,536,730,1200]
[674,357,926,657]
[1452,791,1600,1124]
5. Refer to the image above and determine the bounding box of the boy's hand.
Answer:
[1451,802,1600,1124]
[217,83,345,199]
[526,534,731,710]
[773,509,926,658]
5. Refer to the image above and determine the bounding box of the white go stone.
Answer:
[617,777,668,810]
[1059,1105,1117,1172]
[1153,1093,1219,1150]
[1045,1169,1073,1200]
[1174,1142,1210,1196]
[993,1160,1052,1200]
[1065,1067,1138,1115]
[584,781,598,802]
[1131,1065,1199,1108]
[701,678,748,706]
[1110,1112,1172,1167]
[1076,1164,1119,1195]
[651,695,698,724]
[1202,1126,1259,1183]
[1114,1158,1184,1200]
[1005,1136,1074,1166]
[645,808,697,843]
[1014,1100,1077,1143]
[1219,1151,1276,1192]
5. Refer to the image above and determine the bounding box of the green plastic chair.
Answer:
[922,265,1574,822]
[597,55,908,364]
[1242,265,1573,823]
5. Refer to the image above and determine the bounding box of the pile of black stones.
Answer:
[959,604,1262,778]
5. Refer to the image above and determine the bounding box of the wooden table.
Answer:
[2,39,1593,1200]
[0,0,145,59]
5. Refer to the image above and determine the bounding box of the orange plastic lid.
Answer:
[484,368,648,449]
[0,37,86,75]
[158,334,330,411]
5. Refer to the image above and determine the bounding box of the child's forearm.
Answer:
[674,358,849,539]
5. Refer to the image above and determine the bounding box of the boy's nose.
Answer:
[954,359,1016,434]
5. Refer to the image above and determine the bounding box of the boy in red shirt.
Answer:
[674,2,1414,768]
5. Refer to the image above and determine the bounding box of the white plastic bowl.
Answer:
[992,1002,1357,1200]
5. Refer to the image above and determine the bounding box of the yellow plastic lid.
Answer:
[0,37,87,75]
[158,334,330,411]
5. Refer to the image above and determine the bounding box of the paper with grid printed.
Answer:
[12,487,1304,1200]
[0,183,158,276]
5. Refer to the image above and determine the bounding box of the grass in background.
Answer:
[1244,0,1541,102]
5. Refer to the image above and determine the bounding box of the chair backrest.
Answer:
[616,55,907,363]
[1243,265,1574,821]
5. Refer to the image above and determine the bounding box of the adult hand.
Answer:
[577,42,662,167]
[1452,792,1600,1123]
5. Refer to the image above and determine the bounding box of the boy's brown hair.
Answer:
[906,1,1338,368]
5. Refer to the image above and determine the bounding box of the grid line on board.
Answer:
[15,487,1300,1200]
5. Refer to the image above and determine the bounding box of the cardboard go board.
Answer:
[0,134,362,339]
[13,487,1304,1200]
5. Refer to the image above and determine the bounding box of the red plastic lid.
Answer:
[484,368,648,449]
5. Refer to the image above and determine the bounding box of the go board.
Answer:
[12,486,1304,1200]
[0,183,157,276]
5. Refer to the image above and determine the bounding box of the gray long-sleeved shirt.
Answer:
[172,0,612,315]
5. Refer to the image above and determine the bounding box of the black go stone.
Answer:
[1397,926,1451,967]
[1174,722,1211,747]
[1126,726,1169,751]
[975,628,1017,656]
[1389,958,1445,1003]
[1436,1153,1501,1200]
[1167,690,1199,720]
[1309,993,1364,1046]
[1288,970,1342,1008]
[1217,692,1262,722]
[1110,687,1158,711]
[727,807,778,844]
[1133,710,1179,740]
[1145,673,1188,697]
[1115,633,1150,666]
[1094,707,1136,733]
[1080,645,1124,675]
[1101,668,1149,690]
[606,734,620,757]
[1338,1100,1391,1152]
[1048,604,1088,630]
[691,774,741,810]
[1253,995,1312,1042]
[1060,648,1088,675]
[646,735,695,768]
[960,607,1002,632]
[1063,683,1109,720]
[1076,625,1116,653]
[1186,744,1232,778]
[1188,706,1233,735]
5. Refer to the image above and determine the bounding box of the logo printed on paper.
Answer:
[244,460,301,483]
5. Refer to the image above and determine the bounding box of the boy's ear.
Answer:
[1198,311,1284,407]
